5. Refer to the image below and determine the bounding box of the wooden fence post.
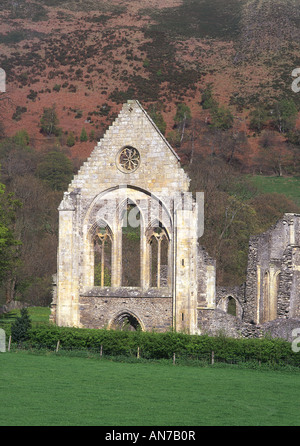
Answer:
[8,335,11,352]
[211,351,214,365]
[100,345,103,357]
[137,346,140,359]
[173,353,176,365]
[56,340,60,353]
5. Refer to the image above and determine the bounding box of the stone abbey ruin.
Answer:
[50,100,300,340]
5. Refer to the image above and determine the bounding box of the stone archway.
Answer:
[109,311,144,331]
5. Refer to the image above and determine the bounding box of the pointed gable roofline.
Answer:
[128,99,180,161]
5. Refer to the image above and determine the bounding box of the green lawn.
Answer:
[0,307,50,335]
[250,175,300,207]
[0,351,299,426]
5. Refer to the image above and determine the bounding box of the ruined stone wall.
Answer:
[55,100,206,334]
[197,245,216,309]
[198,308,260,338]
[244,214,300,325]
[79,296,173,332]
[68,100,189,201]
[216,285,245,319]
[290,246,300,318]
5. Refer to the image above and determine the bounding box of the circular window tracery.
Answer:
[117,146,141,173]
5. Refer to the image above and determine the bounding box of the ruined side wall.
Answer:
[197,245,216,309]
[79,296,173,332]
[290,247,300,318]
[244,214,300,324]
[198,309,259,338]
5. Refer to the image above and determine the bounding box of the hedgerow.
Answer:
[25,325,300,367]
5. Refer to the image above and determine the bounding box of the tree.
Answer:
[0,180,21,297]
[202,127,250,166]
[0,121,5,140]
[201,85,217,110]
[148,105,167,135]
[89,129,96,142]
[174,103,192,144]
[36,151,73,191]
[66,132,75,147]
[40,104,60,136]
[5,175,60,306]
[80,128,88,142]
[272,99,298,133]
[211,105,234,130]
[255,130,293,176]
[249,105,268,133]
[11,308,32,343]
[13,129,29,147]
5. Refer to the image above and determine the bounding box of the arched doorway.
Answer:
[227,296,237,316]
[109,312,143,331]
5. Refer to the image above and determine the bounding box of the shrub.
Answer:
[11,308,32,343]
[66,132,75,147]
[25,325,300,367]
[80,128,88,142]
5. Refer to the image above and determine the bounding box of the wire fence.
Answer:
[4,336,300,372]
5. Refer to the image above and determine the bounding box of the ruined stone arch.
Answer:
[85,220,114,288]
[82,185,174,290]
[108,310,145,331]
[218,294,242,318]
[146,221,171,288]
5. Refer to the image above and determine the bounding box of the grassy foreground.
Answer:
[0,351,299,426]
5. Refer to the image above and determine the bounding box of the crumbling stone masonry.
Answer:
[50,100,300,340]
[50,100,215,334]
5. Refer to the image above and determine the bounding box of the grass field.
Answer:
[0,351,299,426]
[0,307,50,335]
[250,176,300,207]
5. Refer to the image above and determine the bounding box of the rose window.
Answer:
[117,146,140,173]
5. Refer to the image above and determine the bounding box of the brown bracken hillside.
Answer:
[1,0,300,165]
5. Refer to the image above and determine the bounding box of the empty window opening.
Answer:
[149,227,169,288]
[122,203,141,287]
[227,296,237,316]
[94,227,112,287]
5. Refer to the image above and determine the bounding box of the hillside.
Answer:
[1,0,300,163]
[0,0,300,304]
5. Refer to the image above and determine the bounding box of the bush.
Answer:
[80,128,88,142]
[66,132,75,147]
[25,325,300,367]
[11,308,32,343]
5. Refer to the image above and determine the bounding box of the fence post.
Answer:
[137,346,140,359]
[56,340,60,353]
[211,351,214,365]
[173,353,176,365]
[8,335,11,352]
[100,345,103,357]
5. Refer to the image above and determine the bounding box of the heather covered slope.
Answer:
[1,0,300,162]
